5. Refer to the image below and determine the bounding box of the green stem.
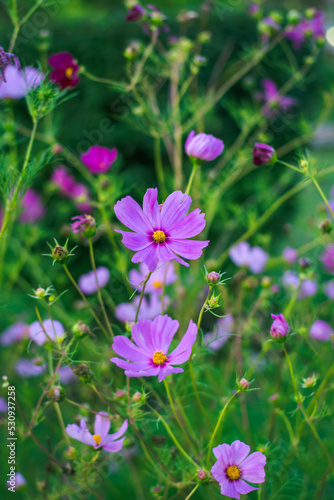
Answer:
[186,163,198,195]
[127,30,158,91]
[54,402,71,446]
[185,484,200,500]
[82,71,123,88]
[311,176,334,220]
[135,272,152,323]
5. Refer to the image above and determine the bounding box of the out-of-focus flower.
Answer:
[114,188,209,272]
[49,52,80,89]
[211,440,266,499]
[185,130,224,162]
[78,267,110,295]
[270,313,289,340]
[0,66,43,99]
[71,214,96,237]
[59,366,77,384]
[229,241,269,274]
[0,397,8,412]
[239,378,250,390]
[286,10,325,49]
[299,279,318,299]
[299,257,311,269]
[111,315,197,382]
[19,189,45,223]
[282,270,300,289]
[81,146,117,174]
[51,166,91,212]
[325,281,334,300]
[66,412,128,453]
[248,3,260,16]
[322,245,334,274]
[283,247,298,264]
[0,46,20,84]
[115,294,169,323]
[0,322,29,346]
[256,79,297,118]
[15,359,46,377]
[310,319,333,342]
[126,4,146,21]
[129,261,177,295]
[301,374,317,388]
[29,319,65,345]
[252,143,276,166]
[204,315,234,350]
[7,473,26,491]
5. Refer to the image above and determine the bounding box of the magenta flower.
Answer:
[81,145,118,174]
[71,214,96,236]
[211,440,266,499]
[129,261,177,295]
[256,79,297,118]
[270,313,289,340]
[51,166,91,212]
[252,143,276,166]
[286,10,325,49]
[66,412,128,453]
[204,315,234,351]
[0,322,29,346]
[0,66,43,99]
[325,281,334,300]
[322,245,334,274]
[283,247,298,264]
[310,319,333,342]
[126,4,146,21]
[29,319,65,346]
[19,188,45,223]
[229,241,268,274]
[0,46,20,84]
[185,130,224,162]
[49,52,80,89]
[115,294,169,323]
[78,266,110,294]
[111,315,197,382]
[114,188,209,272]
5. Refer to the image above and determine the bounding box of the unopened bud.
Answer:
[35,287,46,298]
[207,271,220,284]
[197,469,207,481]
[52,245,69,264]
[73,363,93,383]
[72,321,91,339]
[239,378,250,390]
[132,391,142,402]
[47,385,65,402]
[319,219,332,234]
[298,257,311,269]
[115,389,126,399]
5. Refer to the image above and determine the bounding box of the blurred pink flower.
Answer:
[51,166,91,212]
[283,247,298,264]
[204,315,234,350]
[78,266,110,294]
[29,319,65,346]
[229,241,268,274]
[129,261,177,295]
[322,245,334,274]
[49,51,80,89]
[286,10,325,49]
[115,293,169,323]
[0,322,29,346]
[310,319,333,342]
[19,188,45,223]
[185,130,224,162]
[81,145,117,174]
[0,65,43,99]
[256,79,297,118]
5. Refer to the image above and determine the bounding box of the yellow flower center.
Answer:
[152,350,167,366]
[93,434,102,446]
[152,280,163,289]
[153,230,166,243]
[65,67,74,79]
[226,465,241,481]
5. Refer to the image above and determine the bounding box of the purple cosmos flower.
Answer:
[252,143,276,166]
[126,4,146,21]
[129,261,177,295]
[49,52,80,89]
[7,472,26,491]
[282,270,300,289]
[299,279,318,299]
[325,281,334,300]
[256,79,297,118]
[71,214,96,236]
[66,412,128,453]
[115,293,169,323]
[0,65,43,99]
[114,188,209,272]
[204,315,234,351]
[29,319,65,346]
[78,266,110,295]
[0,46,20,84]
[270,313,289,340]
[19,188,45,223]
[286,10,325,49]
[0,397,8,412]
[283,247,298,264]
[211,440,266,499]
[51,166,91,212]
[310,319,333,342]
[81,145,118,174]
[0,322,29,346]
[111,315,197,382]
[59,366,77,384]
[185,130,224,162]
[229,241,268,274]
[322,245,334,274]
[15,359,46,377]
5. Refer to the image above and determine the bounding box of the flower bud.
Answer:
[319,219,332,234]
[197,469,208,482]
[132,391,142,403]
[73,363,93,383]
[52,245,69,264]
[206,271,220,285]
[239,378,250,390]
[115,389,126,399]
[252,143,276,166]
[52,144,63,154]
[298,257,311,269]
[72,321,91,339]
[261,276,271,288]
[65,447,77,459]
[47,385,65,402]
[35,287,46,298]
[270,313,289,341]
[301,375,317,388]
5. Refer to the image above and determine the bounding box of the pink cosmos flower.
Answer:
[66,412,128,453]
[185,130,224,162]
[299,279,318,299]
[252,143,276,166]
[204,315,234,350]
[78,266,110,294]
[49,52,80,89]
[111,315,197,382]
[310,319,333,342]
[19,188,45,223]
[16,359,46,377]
[115,293,169,323]
[0,397,7,412]
[286,10,325,49]
[81,145,117,174]
[283,247,298,264]
[325,281,334,300]
[114,188,209,272]
[211,440,266,499]
[0,46,20,84]
[270,313,289,340]
[0,65,43,99]
[129,261,177,295]
[0,322,29,346]
[51,166,91,212]
[126,4,146,21]
[322,245,334,274]
[256,79,297,118]
[71,214,96,235]
[29,319,65,346]
[229,241,268,274]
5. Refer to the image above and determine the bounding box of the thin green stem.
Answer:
[311,177,334,220]
[186,163,198,195]
[185,484,200,500]
[54,402,71,446]
[82,71,123,88]
[135,272,152,323]
[127,30,158,91]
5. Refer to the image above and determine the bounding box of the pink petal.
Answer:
[161,191,192,229]
[107,419,128,442]
[158,365,183,382]
[131,243,159,272]
[112,335,150,362]
[115,230,152,251]
[143,188,161,228]
[114,196,152,234]
[220,479,240,499]
[230,440,251,465]
[235,479,259,495]
[102,437,126,453]
[168,209,206,239]
[167,239,209,260]
[110,358,151,371]
[94,412,111,439]
[66,422,95,446]
[125,366,160,378]
[152,315,179,353]
[240,451,266,483]
[212,443,232,466]
[168,320,197,364]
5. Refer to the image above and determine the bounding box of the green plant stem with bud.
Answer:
[185,484,200,500]
[185,161,199,195]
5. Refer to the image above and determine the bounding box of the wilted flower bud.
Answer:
[73,363,93,383]
[239,378,250,390]
[124,40,142,60]
[62,462,75,476]
[71,214,96,238]
[47,385,65,402]
[52,245,69,264]
[72,321,91,339]
[132,391,142,403]
[206,271,220,285]
[319,219,332,234]
[252,143,276,166]
[298,257,311,269]
[65,446,77,459]
[270,313,289,341]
